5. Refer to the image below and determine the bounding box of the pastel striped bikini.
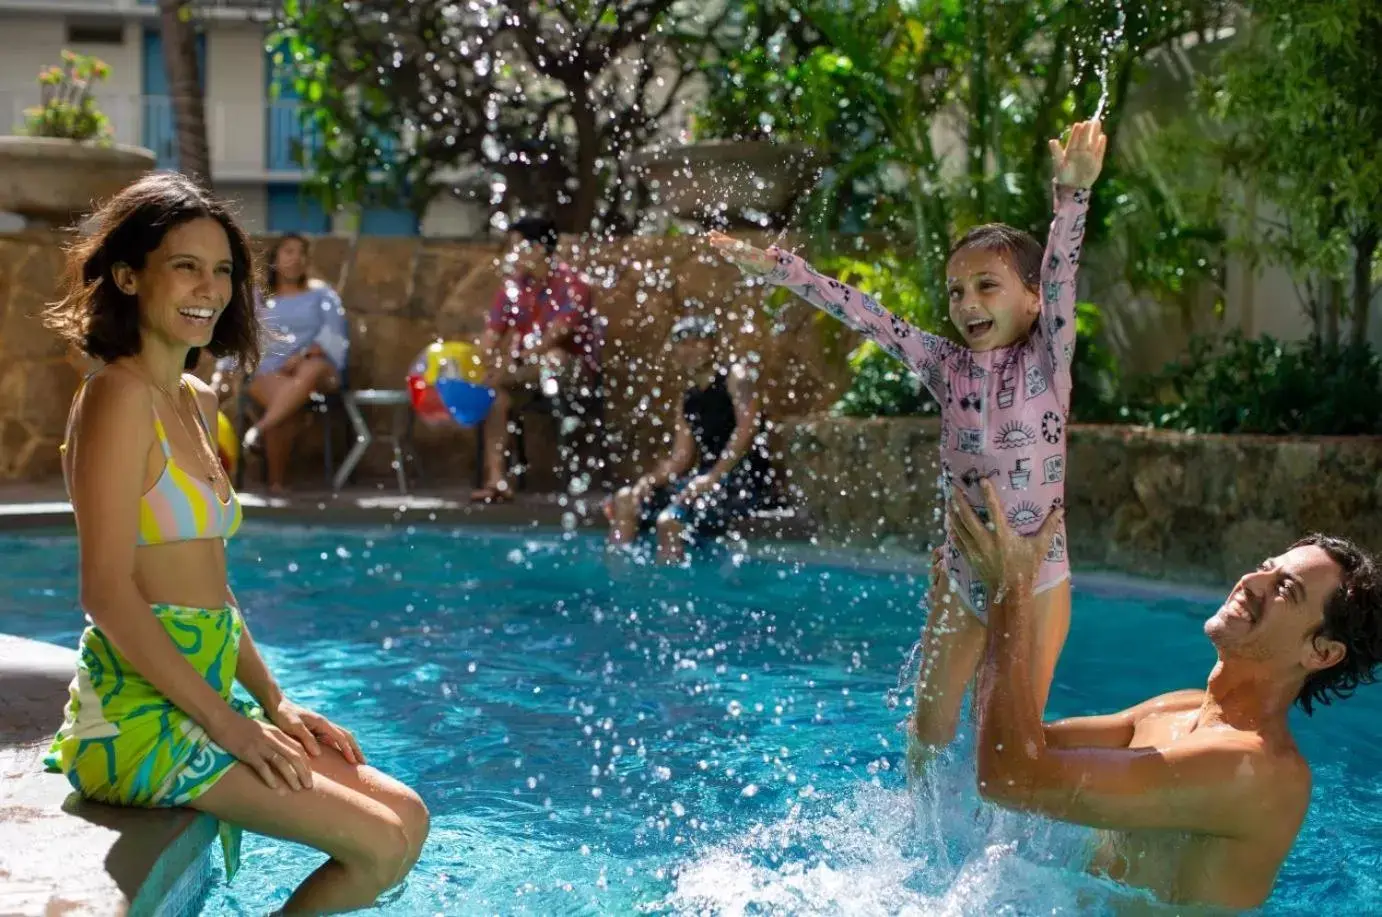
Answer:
[47,373,254,881]
[139,384,242,544]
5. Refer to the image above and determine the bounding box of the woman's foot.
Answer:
[470,482,513,504]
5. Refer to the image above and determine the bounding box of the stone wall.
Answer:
[781,417,1382,587]
[0,232,71,481]
[0,229,856,486]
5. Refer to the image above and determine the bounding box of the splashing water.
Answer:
[1092,0,1128,122]
[7,527,1381,915]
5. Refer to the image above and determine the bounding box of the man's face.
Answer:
[504,233,549,280]
[1206,545,1343,667]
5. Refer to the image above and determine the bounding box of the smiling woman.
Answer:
[36,171,430,914]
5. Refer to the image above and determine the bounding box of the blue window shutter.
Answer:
[267,185,331,234]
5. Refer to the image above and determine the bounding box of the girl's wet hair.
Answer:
[947,223,1043,293]
[44,170,262,373]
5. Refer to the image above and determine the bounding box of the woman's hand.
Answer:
[707,231,776,277]
[1050,119,1107,189]
[209,712,314,792]
[269,698,366,766]
[948,478,1063,597]
[677,473,719,505]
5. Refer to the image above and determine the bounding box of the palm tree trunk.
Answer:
[158,0,212,190]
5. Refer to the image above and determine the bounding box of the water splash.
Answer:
[656,761,1136,917]
[1091,0,1128,122]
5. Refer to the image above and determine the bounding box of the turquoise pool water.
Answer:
[3,524,1380,915]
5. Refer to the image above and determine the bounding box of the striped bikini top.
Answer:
[63,375,242,545]
[141,388,243,545]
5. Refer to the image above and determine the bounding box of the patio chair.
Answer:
[232,385,346,491]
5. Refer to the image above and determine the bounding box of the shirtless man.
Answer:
[948,477,1382,910]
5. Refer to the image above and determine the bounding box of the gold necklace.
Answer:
[125,362,226,491]
[157,380,226,491]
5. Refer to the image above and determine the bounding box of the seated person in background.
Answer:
[234,236,348,494]
[606,316,774,564]
[217,233,349,494]
[473,216,601,503]
[949,476,1382,911]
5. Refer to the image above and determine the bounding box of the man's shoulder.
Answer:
[1128,688,1205,722]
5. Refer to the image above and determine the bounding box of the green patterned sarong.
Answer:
[43,603,264,881]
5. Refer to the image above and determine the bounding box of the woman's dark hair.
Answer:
[265,232,309,293]
[509,216,559,255]
[43,170,262,373]
[1293,533,1382,715]
[947,223,1044,293]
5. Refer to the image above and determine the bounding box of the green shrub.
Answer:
[22,51,113,144]
[1119,333,1382,435]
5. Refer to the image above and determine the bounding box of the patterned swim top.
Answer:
[64,375,242,545]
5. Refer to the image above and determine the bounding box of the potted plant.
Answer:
[0,51,156,226]
[627,38,831,229]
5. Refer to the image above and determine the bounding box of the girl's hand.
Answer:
[707,230,776,277]
[1050,119,1107,189]
[269,698,366,765]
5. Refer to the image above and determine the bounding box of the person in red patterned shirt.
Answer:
[473,217,602,502]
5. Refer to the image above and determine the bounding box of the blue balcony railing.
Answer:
[141,95,177,169]
[266,99,321,171]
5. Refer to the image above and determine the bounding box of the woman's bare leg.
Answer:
[248,357,339,437]
[655,512,688,564]
[607,484,648,545]
[189,747,429,915]
[262,414,302,493]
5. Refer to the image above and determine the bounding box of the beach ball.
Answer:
[216,411,239,474]
[407,339,487,426]
[436,377,496,427]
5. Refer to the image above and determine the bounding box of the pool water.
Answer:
[4,524,1381,916]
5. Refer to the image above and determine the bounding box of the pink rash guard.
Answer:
[764,183,1091,620]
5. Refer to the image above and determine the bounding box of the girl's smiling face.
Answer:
[946,247,1040,351]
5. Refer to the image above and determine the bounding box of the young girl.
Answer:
[710,120,1106,761]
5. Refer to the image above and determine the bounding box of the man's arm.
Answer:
[1043,689,1205,749]
[977,580,1263,835]
[951,480,1266,837]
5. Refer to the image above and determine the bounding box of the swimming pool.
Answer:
[3,524,1380,915]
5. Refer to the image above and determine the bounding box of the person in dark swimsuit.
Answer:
[606,315,774,563]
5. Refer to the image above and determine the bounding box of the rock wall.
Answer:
[0,232,73,482]
[0,230,856,486]
[780,417,1382,587]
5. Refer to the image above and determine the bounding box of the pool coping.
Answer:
[0,634,219,917]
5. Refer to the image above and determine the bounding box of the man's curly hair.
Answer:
[1293,534,1382,715]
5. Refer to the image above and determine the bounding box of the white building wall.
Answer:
[203,22,267,179]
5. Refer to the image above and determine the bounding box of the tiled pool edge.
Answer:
[0,633,220,917]
[133,814,218,917]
